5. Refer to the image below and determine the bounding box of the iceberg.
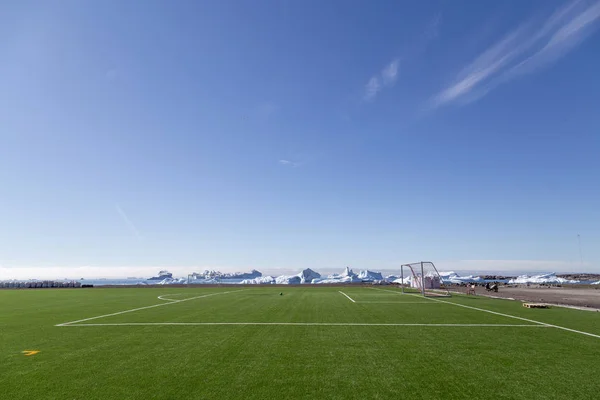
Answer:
[190,278,220,284]
[433,271,489,284]
[441,273,484,284]
[313,267,363,284]
[508,273,580,285]
[240,276,275,284]
[275,275,302,284]
[190,269,262,280]
[438,271,457,278]
[392,271,491,285]
[270,269,320,284]
[272,268,321,285]
[392,277,411,285]
[156,277,187,285]
[357,270,383,281]
[298,268,321,284]
[240,268,322,285]
[323,267,357,280]
[148,270,173,280]
[312,275,362,284]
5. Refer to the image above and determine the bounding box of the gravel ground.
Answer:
[456,285,600,309]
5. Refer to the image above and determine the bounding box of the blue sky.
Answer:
[1,0,600,278]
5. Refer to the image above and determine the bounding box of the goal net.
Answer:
[398,262,450,297]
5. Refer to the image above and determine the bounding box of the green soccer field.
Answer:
[1,286,599,400]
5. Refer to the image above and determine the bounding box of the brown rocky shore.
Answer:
[556,273,600,281]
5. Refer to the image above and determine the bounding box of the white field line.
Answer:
[157,295,180,302]
[338,291,356,303]
[57,322,551,327]
[370,288,600,340]
[356,301,439,304]
[56,289,248,327]
[158,293,207,302]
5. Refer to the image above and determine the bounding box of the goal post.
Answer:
[399,261,450,297]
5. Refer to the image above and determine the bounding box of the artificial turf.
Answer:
[1,286,599,399]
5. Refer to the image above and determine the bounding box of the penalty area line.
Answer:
[57,322,551,327]
[55,289,248,327]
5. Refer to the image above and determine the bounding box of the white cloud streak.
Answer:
[381,59,399,85]
[432,0,600,108]
[364,77,381,101]
[425,13,442,41]
[364,58,400,101]
[115,204,142,240]
[278,159,299,167]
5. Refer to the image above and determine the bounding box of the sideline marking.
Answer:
[338,291,356,303]
[55,290,247,327]
[22,350,40,356]
[370,288,600,340]
[57,322,549,327]
[356,301,439,304]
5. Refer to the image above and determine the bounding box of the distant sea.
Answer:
[79,278,151,286]
[78,278,247,286]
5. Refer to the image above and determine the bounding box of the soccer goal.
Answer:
[399,261,451,297]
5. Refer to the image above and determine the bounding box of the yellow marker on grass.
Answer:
[22,350,40,356]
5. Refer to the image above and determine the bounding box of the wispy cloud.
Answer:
[364,77,381,101]
[278,159,299,167]
[364,58,400,101]
[115,204,142,240]
[510,0,600,76]
[424,13,442,41]
[433,28,525,106]
[381,59,400,85]
[432,0,600,108]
